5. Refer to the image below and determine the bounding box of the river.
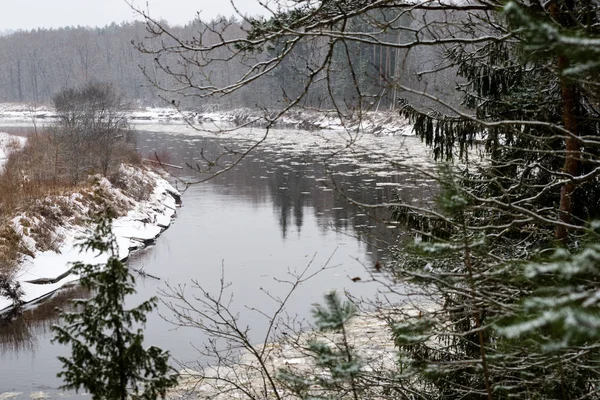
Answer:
[0,122,433,398]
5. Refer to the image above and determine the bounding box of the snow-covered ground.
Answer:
[0,103,414,136]
[0,131,26,171]
[0,160,181,313]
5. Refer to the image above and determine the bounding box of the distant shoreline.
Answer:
[0,103,414,136]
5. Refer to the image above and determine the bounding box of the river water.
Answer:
[0,122,434,398]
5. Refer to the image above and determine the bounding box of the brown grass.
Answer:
[0,130,145,273]
[108,169,154,203]
[0,223,32,274]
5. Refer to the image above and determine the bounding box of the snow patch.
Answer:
[0,132,26,171]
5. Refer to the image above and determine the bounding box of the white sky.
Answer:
[0,0,271,32]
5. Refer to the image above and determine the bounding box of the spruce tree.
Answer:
[388,4,600,397]
[278,291,364,400]
[131,0,600,397]
[52,210,177,400]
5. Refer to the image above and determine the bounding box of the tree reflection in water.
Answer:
[136,129,436,268]
[0,285,90,356]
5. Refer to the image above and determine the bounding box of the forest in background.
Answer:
[0,15,458,112]
[0,23,157,105]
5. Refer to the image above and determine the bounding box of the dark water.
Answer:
[0,123,434,397]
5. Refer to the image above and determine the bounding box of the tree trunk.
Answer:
[555,55,580,243]
[17,60,23,102]
[549,2,580,243]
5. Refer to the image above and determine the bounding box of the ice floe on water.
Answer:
[169,303,442,400]
[0,393,22,399]
[0,103,431,174]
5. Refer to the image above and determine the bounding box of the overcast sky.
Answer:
[1,0,270,32]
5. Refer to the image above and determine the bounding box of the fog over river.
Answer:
[0,122,434,398]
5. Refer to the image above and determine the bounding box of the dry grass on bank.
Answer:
[0,130,145,275]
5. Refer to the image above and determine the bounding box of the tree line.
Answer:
[0,23,156,104]
[0,17,455,112]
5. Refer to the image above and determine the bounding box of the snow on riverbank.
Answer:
[0,103,413,136]
[130,107,412,135]
[0,163,181,313]
[0,131,26,170]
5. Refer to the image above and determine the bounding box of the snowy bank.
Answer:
[0,132,26,170]
[0,103,413,136]
[0,164,181,313]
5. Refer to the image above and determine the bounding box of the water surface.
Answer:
[0,123,434,397]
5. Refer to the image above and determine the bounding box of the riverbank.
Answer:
[0,103,413,136]
[0,161,181,313]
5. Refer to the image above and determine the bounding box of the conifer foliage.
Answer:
[130,0,600,398]
[278,291,364,400]
[51,210,177,400]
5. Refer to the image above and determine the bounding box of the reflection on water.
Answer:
[0,124,434,396]
[136,127,435,262]
[0,286,89,357]
[0,311,35,356]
